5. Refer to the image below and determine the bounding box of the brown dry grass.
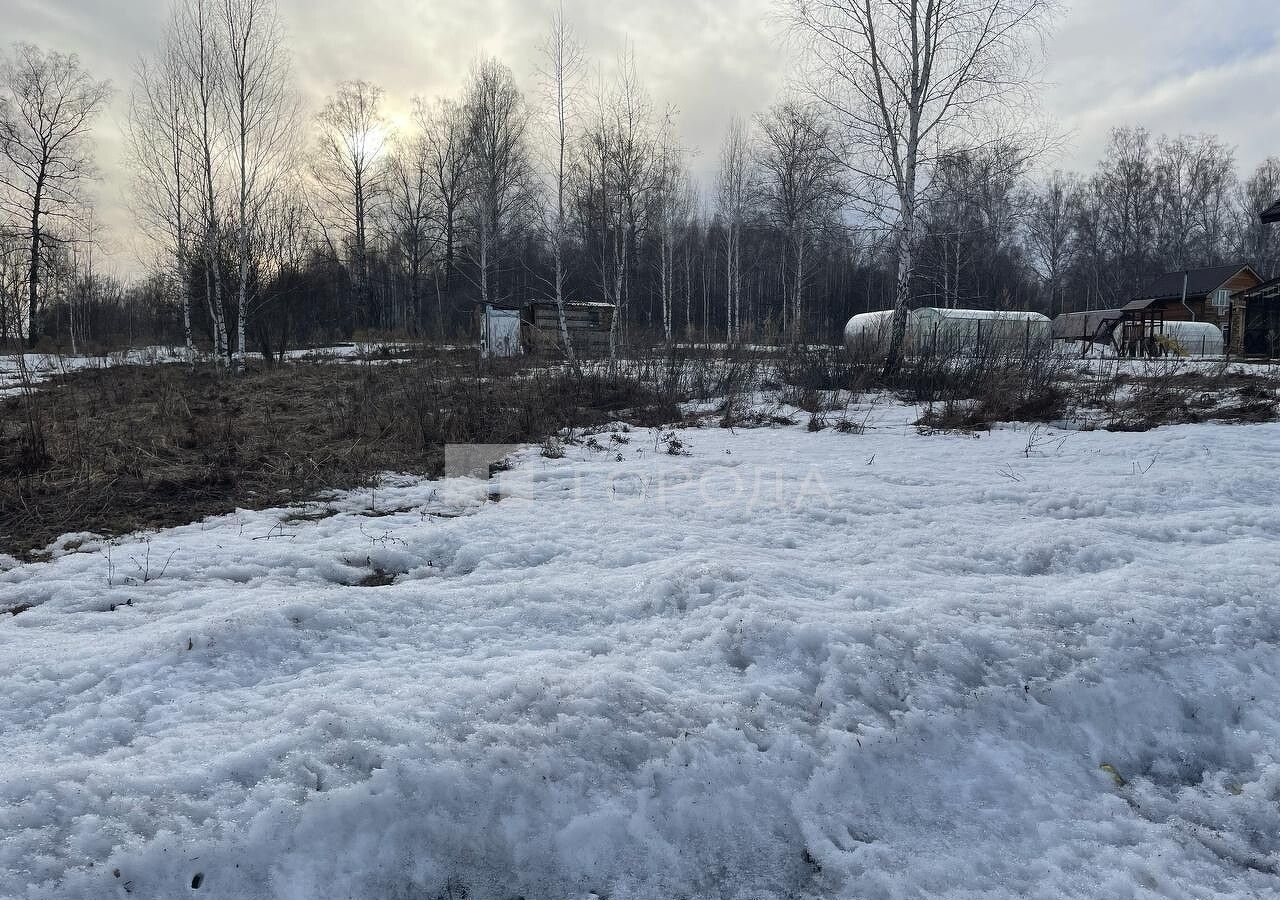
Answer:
[0,354,682,559]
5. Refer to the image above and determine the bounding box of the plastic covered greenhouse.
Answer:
[1157,321,1224,356]
[844,308,1052,356]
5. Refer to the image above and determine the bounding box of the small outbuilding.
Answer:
[524,300,615,358]
[480,305,522,358]
[478,300,616,359]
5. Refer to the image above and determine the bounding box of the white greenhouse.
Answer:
[844,307,1052,356]
[1156,321,1224,357]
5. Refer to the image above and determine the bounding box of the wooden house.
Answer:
[1121,264,1264,354]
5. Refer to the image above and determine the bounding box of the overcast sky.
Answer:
[3,0,1278,275]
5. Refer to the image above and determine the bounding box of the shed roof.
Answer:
[527,300,616,309]
[1240,275,1280,300]
[1134,264,1261,302]
[475,299,618,312]
[1052,309,1124,340]
[1263,200,1280,225]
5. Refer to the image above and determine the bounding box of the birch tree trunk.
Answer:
[784,0,1057,372]
[538,7,583,364]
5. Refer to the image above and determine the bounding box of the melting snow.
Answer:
[2,405,1280,898]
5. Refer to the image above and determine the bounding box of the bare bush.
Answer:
[1102,361,1279,431]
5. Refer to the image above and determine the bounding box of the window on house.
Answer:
[1209,289,1232,310]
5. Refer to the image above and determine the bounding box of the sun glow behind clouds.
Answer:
[0,0,1277,275]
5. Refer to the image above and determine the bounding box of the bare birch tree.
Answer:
[219,0,298,367]
[1095,126,1157,299]
[174,0,231,363]
[1024,170,1074,317]
[596,48,657,354]
[716,116,753,345]
[537,5,587,362]
[652,120,689,344]
[310,79,387,328]
[1153,133,1235,269]
[128,30,195,355]
[756,100,843,342]
[463,57,533,311]
[252,181,311,359]
[417,97,470,307]
[385,124,435,333]
[785,0,1057,370]
[0,43,110,348]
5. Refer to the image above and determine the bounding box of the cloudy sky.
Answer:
[3,0,1278,275]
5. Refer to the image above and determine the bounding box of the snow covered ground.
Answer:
[0,343,424,396]
[0,347,189,397]
[3,403,1280,899]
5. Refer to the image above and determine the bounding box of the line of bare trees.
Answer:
[2,0,1278,359]
[125,0,298,368]
[0,43,110,350]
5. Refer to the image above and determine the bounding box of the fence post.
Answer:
[976,319,982,356]
[1024,319,1031,358]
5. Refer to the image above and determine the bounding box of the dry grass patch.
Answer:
[0,356,683,559]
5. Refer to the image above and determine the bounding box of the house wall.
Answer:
[1155,299,1207,323]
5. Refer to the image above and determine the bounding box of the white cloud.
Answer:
[1,0,1276,274]
[1040,0,1280,170]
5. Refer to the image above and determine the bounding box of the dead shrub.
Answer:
[1103,362,1279,430]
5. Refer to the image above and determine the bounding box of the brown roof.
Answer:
[1122,297,1159,313]
[1133,264,1260,302]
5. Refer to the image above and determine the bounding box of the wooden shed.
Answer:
[474,300,616,359]
[524,301,615,358]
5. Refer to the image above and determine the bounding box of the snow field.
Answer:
[0,343,424,397]
[2,404,1280,898]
